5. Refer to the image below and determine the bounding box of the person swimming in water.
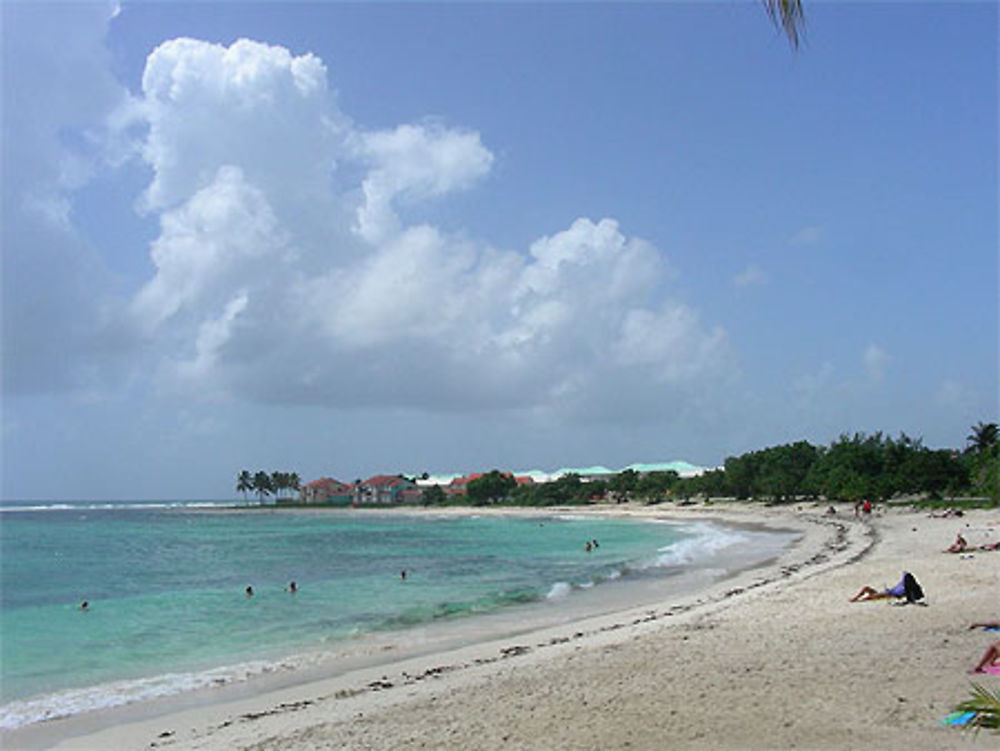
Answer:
[287,581,297,593]
[245,585,254,597]
[79,600,89,611]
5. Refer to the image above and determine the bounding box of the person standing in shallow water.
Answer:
[400,570,407,581]
[245,586,254,597]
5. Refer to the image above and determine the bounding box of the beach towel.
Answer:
[942,711,976,726]
[981,664,1000,675]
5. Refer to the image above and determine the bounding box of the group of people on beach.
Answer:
[849,572,1000,674]
[943,531,1000,554]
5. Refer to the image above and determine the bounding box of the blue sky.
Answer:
[2,1,996,500]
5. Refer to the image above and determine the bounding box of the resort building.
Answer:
[442,471,534,497]
[354,475,420,505]
[298,477,353,504]
[299,460,708,506]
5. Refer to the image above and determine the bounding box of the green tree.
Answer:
[422,484,446,506]
[724,453,760,499]
[271,471,286,499]
[953,683,1000,732]
[967,422,999,454]
[610,469,639,496]
[236,470,253,500]
[757,441,819,500]
[637,471,679,498]
[899,450,966,498]
[252,471,273,502]
[968,443,999,503]
[466,470,516,505]
[543,473,587,504]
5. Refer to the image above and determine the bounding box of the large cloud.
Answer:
[7,29,732,421]
[1,2,133,393]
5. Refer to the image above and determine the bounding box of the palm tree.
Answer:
[953,683,1000,732]
[765,0,805,49]
[271,471,287,499]
[967,422,999,454]
[252,471,273,502]
[288,472,301,499]
[236,470,253,500]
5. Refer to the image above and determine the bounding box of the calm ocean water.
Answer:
[0,501,787,729]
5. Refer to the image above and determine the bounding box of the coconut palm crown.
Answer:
[765,0,805,49]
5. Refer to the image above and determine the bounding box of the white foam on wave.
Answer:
[546,581,573,600]
[0,504,75,512]
[646,522,747,569]
[0,501,236,513]
[0,658,293,730]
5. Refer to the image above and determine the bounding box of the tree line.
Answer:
[424,422,999,507]
[689,422,997,503]
[236,470,301,501]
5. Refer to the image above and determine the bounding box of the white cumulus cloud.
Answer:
[354,124,494,244]
[8,29,733,424]
[732,265,768,287]
[121,38,732,418]
[863,344,890,383]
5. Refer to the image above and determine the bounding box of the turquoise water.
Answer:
[0,502,773,728]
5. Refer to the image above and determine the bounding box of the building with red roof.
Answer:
[298,477,353,504]
[354,475,417,504]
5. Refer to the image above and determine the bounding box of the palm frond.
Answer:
[954,683,1000,732]
[763,0,805,49]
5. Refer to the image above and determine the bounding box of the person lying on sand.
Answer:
[928,508,964,518]
[850,572,923,603]
[971,639,1000,674]
[978,541,1000,552]
[944,532,968,554]
[968,621,1000,630]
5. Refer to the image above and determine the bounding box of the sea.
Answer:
[0,500,795,731]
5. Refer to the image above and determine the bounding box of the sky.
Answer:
[1,1,997,501]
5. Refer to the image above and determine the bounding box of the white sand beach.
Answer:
[12,502,1000,750]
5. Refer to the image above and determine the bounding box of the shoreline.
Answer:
[7,502,999,750]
